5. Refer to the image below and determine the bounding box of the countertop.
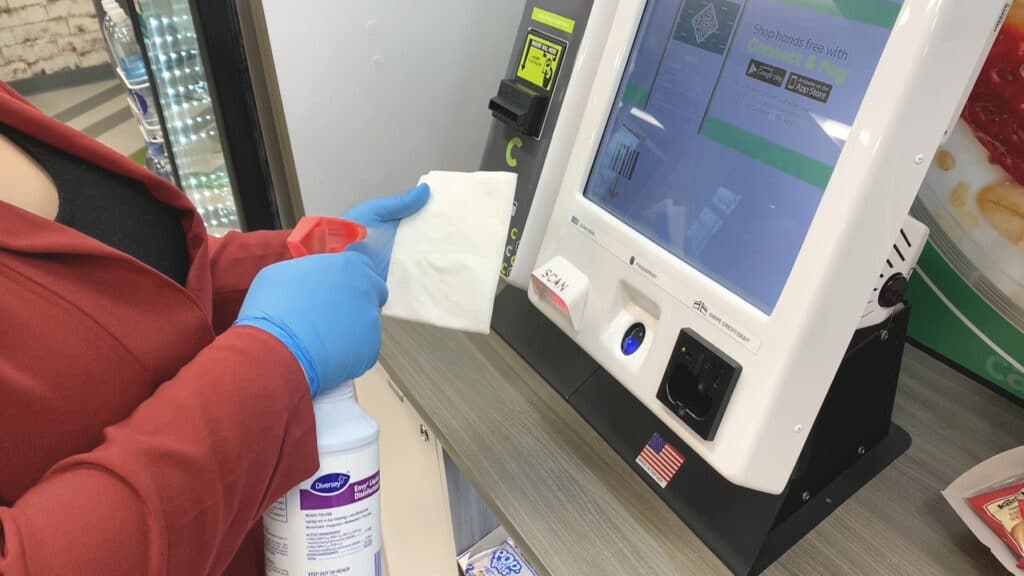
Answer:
[379,319,1023,575]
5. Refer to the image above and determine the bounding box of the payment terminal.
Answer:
[494,0,1009,573]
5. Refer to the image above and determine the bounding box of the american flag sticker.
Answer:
[636,432,685,488]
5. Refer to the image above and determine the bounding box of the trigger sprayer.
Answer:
[263,217,384,576]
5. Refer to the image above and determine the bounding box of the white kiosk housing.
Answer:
[528,0,1007,497]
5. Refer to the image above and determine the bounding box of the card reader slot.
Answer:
[657,329,741,441]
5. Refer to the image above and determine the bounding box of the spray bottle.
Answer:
[263,218,384,576]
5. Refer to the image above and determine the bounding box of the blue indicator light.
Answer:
[623,337,642,356]
[621,323,646,356]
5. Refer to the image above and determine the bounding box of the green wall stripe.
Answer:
[915,242,1024,351]
[775,0,902,29]
[907,273,1024,400]
[701,117,834,189]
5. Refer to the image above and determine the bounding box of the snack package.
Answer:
[1015,496,1024,565]
[968,480,1024,570]
[464,539,539,576]
[944,448,1024,573]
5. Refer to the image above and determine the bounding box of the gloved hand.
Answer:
[343,183,431,279]
[235,251,388,397]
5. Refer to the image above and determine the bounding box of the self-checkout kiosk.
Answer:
[483,0,1009,574]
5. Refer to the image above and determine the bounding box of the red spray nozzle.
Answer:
[287,217,368,258]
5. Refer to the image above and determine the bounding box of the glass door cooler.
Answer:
[137,4,238,235]
[124,0,285,234]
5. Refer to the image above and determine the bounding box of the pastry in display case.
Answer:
[910,2,1024,402]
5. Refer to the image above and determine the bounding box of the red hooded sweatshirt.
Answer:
[0,82,319,575]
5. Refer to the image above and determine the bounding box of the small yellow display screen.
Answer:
[516,31,566,92]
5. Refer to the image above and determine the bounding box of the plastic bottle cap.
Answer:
[287,217,368,258]
[316,381,356,404]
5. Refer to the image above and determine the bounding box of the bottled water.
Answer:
[101,2,158,125]
[145,140,176,184]
[104,3,146,83]
[100,1,118,61]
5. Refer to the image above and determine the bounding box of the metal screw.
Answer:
[826,497,834,505]
[802,491,811,503]
[857,446,866,456]
[880,329,889,342]
[419,425,430,442]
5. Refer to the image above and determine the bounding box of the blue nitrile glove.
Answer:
[343,183,431,279]
[235,251,388,397]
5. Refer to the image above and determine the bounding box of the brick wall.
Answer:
[0,0,110,82]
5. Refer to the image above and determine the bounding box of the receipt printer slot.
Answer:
[489,79,550,138]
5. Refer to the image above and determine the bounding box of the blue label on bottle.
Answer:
[131,91,149,115]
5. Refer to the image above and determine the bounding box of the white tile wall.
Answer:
[0,0,110,82]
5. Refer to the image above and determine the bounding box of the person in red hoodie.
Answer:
[0,82,429,575]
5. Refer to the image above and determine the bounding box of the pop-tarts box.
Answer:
[464,539,539,576]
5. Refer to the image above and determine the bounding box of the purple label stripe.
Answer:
[300,472,380,510]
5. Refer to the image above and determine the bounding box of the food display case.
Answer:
[909,2,1024,403]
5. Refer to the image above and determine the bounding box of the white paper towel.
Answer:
[383,171,516,333]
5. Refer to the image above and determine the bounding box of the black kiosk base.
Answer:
[492,288,912,575]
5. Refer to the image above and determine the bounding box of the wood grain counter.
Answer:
[380,319,1023,575]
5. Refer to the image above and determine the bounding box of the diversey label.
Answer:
[309,472,350,495]
[300,472,380,510]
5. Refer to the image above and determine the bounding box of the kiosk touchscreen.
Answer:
[528,0,1006,499]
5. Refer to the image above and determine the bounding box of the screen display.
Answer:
[584,0,902,313]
